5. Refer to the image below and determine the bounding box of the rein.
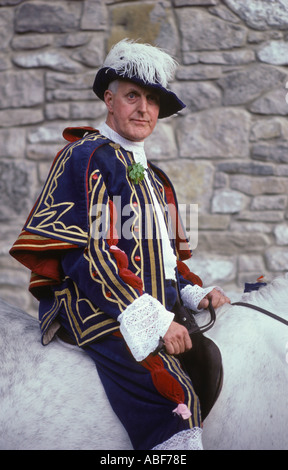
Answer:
[232,301,288,327]
[153,297,288,356]
[199,300,288,331]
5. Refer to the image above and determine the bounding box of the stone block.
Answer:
[71,35,105,67]
[26,143,65,161]
[171,81,221,112]
[0,128,26,158]
[45,103,70,121]
[160,160,214,212]
[15,2,82,33]
[174,0,218,5]
[0,224,25,256]
[249,89,288,116]
[12,34,52,50]
[70,101,106,120]
[81,0,108,31]
[214,172,229,189]
[218,64,287,106]
[252,143,288,163]
[0,160,37,220]
[55,33,90,49]
[47,89,95,102]
[217,161,275,176]
[211,189,248,214]
[230,175,288,196]
[265,246,288,271]
[0,109,44,128]
[257,40,288,65]
[177,108,250,158]
[230,221,272,234]
[0,70,44,109]
[198,213,230,230]
[0,287,32,312]
[275,165,288,177]
[145,122,178,161]
[108,3,174,50]
[46,71,96,90]
[185,253,236,286]
[251,195,287,210]
[0,52,10,71]
[13,51,83,73]
[235,210,284,223]
[197,231,270,255]
[38,162,53,184]
[0,268,29,287]
[176,64,222,80]
[199,50,255,65]
[28,123,65,144]
[0,8,13,50]
[250,119,282,141]
[238,254,266,272]
[274,223,288,245]
[209,4,241,24]
[176,8,246,51]
[224,0,288,30]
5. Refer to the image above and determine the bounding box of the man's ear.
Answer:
[104,89,114,112]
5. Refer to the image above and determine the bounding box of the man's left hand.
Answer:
[198,288,230,310]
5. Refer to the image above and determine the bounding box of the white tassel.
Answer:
[103,38,177,87]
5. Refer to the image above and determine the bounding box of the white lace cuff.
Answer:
[152,428,203,450]
[181,284,225,312]
[118,294,174,362]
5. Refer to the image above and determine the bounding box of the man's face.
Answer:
[104,80,160,142]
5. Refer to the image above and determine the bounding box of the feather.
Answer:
[103,38,177,87]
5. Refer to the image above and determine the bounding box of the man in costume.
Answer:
[10,39,230,450]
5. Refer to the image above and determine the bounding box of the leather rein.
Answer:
[202,300,288,333]
[154,298,288,356]
[232,301,288,327]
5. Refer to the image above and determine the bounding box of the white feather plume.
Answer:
[103,39,177,87]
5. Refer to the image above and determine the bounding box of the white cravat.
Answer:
[97,122,177,280]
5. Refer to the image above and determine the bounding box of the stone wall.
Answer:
[1,0,288,315]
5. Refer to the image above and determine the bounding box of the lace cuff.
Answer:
[181,284,225,312]
[152,428,203,450]
[118,294,174,361]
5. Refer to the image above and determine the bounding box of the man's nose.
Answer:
[138,96,148,113]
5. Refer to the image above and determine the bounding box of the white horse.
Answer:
[1,274,288,450]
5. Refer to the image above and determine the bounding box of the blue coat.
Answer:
[10,128,197,346]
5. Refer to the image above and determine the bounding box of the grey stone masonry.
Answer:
[1,0,288,316]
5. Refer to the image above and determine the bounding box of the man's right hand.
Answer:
[163,321,192,355]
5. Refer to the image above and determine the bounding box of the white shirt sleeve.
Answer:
[118,294,174,361]
[180,284,225,312]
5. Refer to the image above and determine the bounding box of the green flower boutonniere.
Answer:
[128,162,145,185]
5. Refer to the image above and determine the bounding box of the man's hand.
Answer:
[163,321,192,355]
[198,288,231,310]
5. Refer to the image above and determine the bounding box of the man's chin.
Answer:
[126,125,153,142]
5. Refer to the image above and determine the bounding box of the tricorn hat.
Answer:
[93,39,185,119]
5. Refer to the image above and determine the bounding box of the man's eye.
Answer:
[148,95,159,104]
[128,92,136,99]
